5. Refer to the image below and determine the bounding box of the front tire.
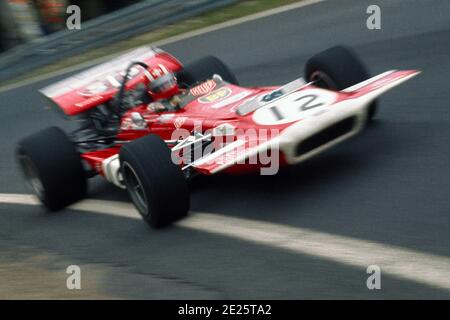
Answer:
[16,127,87,211]
[305,45,378,122]
[119,134,190,228]
[178,56,239,86]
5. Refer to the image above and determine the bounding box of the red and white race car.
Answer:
[16,45,419,228]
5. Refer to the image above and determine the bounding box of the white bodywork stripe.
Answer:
[343,70,396,92]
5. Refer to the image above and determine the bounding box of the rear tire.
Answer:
[305,45,378,122]
[119,134,190,228]
[178,56,239,86]
[16,127,87,211]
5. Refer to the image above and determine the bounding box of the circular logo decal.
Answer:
[199,87,232,104]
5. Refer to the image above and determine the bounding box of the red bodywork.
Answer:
[80,81,282,176]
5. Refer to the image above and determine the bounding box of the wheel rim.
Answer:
[310,70,337,89]
[122,162,149,216]
[17,153,45,200]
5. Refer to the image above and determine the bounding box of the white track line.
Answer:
[0,0,325,93]
[2,193,450,290]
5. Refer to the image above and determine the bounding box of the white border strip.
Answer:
[1,193,450,291]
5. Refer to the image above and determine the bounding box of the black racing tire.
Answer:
[16,126,87,211]
[119,134,190,228]
[178,56,239,86]
[305,45,378,122]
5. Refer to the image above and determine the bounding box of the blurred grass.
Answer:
[0,0,303,87]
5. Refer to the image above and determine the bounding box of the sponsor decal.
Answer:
[211,90,253,109]
[156,113,175,123]
[78,81,109,96]
[198,87,232,104]
[75,96,104,108]
[190,80,217,96]
[174,116,188,129]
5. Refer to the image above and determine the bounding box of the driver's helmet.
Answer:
[146,64,179,101]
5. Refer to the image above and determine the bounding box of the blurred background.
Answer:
[0,0,241,84]
[0,0,449,299]
[0,0,139,52]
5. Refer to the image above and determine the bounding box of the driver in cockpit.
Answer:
[116,64,184,112]
[144,64,183,112]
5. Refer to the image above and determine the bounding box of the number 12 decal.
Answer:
[268,94,325,120]
[253,89,336,125]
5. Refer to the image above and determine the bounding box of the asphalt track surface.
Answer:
[1,0,449,299]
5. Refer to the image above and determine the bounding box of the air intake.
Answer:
[295,117,357,157]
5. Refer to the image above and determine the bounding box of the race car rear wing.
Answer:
[39,46,183,117]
